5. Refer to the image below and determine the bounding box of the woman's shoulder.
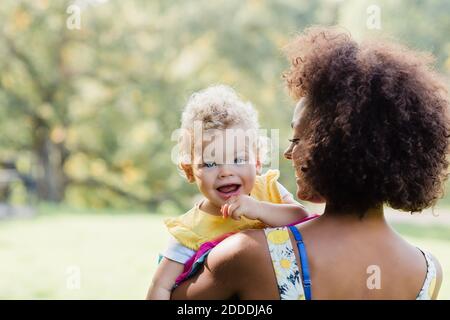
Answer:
[207,229,270,276]
[205,229,279,298]
[214,229,268,259]
[389,241,443,299]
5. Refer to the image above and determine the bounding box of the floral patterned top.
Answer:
[264,227,306,300]
[416,250,437,300]
[264,226,438,300]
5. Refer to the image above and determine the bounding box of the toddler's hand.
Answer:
[221,195,261,221]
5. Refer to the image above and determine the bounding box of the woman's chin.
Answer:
[308,196,326,204]
[296,190,325,204]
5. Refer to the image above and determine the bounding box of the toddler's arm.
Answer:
[253,199,308,227]
[222,193,309,227]
[146,237,195,300]
[146,257,184,300]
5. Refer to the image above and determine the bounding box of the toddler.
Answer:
[147,85,309,299]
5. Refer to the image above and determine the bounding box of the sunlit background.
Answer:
[0,0,449,299]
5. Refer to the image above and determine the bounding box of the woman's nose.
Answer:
[284,145,293,160]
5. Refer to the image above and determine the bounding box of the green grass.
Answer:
[0,211,449,299]
[0,212,169,299]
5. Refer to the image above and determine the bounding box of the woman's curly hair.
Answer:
[283,26,450,214]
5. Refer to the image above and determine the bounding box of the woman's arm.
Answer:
[171,230,273,300]
[170,233,244,299]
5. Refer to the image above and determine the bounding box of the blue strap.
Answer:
[288,226,312,300]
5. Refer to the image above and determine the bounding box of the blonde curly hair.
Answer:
[177,85,266,180]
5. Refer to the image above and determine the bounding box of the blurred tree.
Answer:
[0,0,448,211]
[338,0,450,74]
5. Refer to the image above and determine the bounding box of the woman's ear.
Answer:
[180,163,195,183]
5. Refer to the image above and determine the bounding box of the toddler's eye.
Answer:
[289,138,300,145]
[203,161,217,168]
[234,157,246,165]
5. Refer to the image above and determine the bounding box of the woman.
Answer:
[170,27,448,299]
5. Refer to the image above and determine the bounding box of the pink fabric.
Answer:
[175,232,235,286]
[174,214,320,286]
[287,213,320,226]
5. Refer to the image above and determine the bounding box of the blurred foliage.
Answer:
[0,0,449,212]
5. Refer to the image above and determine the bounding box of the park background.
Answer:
[0,0,449,299]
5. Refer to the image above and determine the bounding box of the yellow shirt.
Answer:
[164,169,285,251]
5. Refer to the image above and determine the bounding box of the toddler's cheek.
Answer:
[243,182,254,196]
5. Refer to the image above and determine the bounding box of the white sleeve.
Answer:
[162,235,196,264]
[276,181,294,201]
[276,182,307,208]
